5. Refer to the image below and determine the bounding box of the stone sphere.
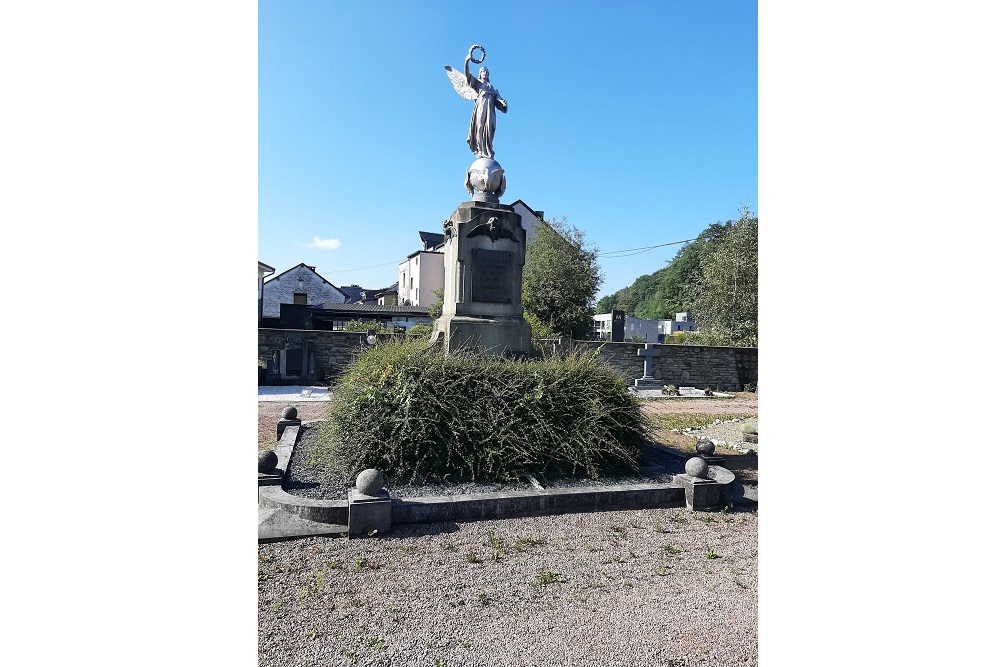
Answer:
[356,469,385,496]
[685,456,709,479]
[258,450,278,473]
[695,438,715,456]
[466,157,506,196]
[281,406,297,420]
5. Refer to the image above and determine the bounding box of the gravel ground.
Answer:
[259,391,758,666]
[259,507,758,667]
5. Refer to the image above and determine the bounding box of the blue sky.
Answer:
[259,0,757,300]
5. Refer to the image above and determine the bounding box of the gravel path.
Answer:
[259,507,757,667]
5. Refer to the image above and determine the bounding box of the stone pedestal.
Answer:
[348,490,392,536]
[433,200,532,356]
[673,474,724,511]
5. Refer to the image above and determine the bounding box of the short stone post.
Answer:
[276,405,301,440]
[348,469,392,537]
[673,456,724,511]
[695,438,725,468]
[634,344,661,389]
[258,450,281,486]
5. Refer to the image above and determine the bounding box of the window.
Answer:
[293,293,307,305]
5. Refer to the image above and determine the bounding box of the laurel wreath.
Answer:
[469,44,486,64]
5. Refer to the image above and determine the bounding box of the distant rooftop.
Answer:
[418,231,445,250]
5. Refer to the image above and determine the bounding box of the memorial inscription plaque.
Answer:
[471,248,513,303]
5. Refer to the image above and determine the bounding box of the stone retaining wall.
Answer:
[259,329,757,390]
[567,340,757,392]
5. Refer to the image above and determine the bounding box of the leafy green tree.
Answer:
[688,205,758,347]
[523,218,603,338]
[427,288,444,320]
[523,311,557,339]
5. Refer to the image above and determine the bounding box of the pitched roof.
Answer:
[314,303,429,315]
[258,260,275,273]
[262,263,349,299]
[418,231,445,250]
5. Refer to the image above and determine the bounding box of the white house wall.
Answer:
[399,252,443,307]
[262,265,346,318]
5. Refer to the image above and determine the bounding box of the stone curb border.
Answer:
[258,421,755,542]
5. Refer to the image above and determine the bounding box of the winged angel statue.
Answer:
[444,45,508,159]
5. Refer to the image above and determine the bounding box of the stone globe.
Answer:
[356,469,386,496]
[695,438,715,456]
[685,456,709,479]
[258,450,278,473]
[281,406,298,420]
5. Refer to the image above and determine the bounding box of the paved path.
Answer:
[258,385,330,402]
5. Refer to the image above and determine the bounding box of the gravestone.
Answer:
[634,344,662,389]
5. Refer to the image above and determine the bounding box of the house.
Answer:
[261,263,348,320]
[376,283,398,306]
[339,284,381,306]
[397,201,545,308]
[306,303,432,332]
[398,234,444,307]
[661,312,699,336]
[592,311,699,343]
[510,199,544,245]
[258,261,275,324]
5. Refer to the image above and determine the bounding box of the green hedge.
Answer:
[316,339,648,483]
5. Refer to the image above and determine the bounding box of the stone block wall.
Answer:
[570,341,757,391]
[259,328,373,384]
[259,328,757,390]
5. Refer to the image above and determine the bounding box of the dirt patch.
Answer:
[641,392,758,486]
[258,401,330,451]
[640,391,757,416]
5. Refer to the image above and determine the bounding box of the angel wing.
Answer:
[444,65,477,101]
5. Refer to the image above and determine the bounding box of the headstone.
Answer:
[348,469,392,537]
[634,344,661,389]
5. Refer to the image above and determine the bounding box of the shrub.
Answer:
[626,335,647,343]
[316,339,649,483]
[405,324,433,338]
[523,311,557,339]
[741,419,758,435]
[342,320,391,333]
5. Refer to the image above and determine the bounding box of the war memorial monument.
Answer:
[432,44,533,356]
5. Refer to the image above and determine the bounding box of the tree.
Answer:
[688,205,758,347]
[522,217,603,338]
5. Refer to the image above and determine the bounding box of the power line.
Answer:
[314,236,700,274]
[597,237,698,258]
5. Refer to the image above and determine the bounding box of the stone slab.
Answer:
[258,506,347,543]
[258,472,282,486]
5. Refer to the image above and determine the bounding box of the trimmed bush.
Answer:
[316,339,649,483]
[405,323,433,338]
